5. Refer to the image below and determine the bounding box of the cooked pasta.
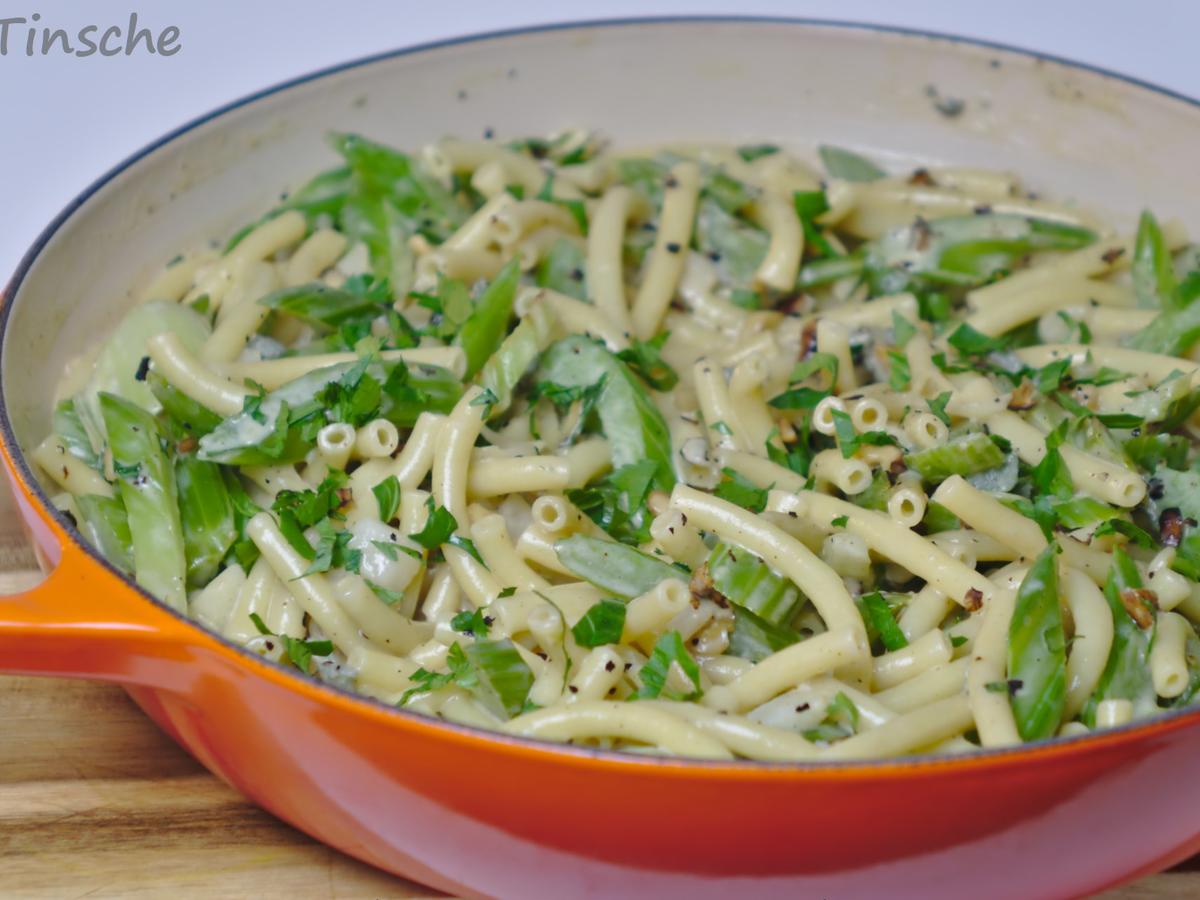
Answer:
[40,133,1200,761]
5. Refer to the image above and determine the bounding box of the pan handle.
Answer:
[0,486,193,685]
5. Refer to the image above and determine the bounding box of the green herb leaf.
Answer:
[632,630,703,701]
[302,517,357,576]
[737,144,780,162]
[536,335,674,489]
[831,408,898,459]
[888,350,912,390]
[248,612,334,672]
[1093,518,1157,549]
[928,391,953,427]
[948,323,1008,356]
[372,475,400,523]
[616,333,679,391]
[567,460,664,546]
[469,387,499,412]
[790,352,840,387]
[826,691,860,730]
[367,581,404,605]
[451,607,492,638]
[1031,358,1072,395]
[400,642,475,706]
[892,312,917,347]
[408,502,459,551]
[570,599,627,648]
[768,386,829,410]
[859,590,908,652]
[448,534,486,565]
[713,468,768,513]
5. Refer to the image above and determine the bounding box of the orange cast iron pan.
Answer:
[2,18,1200,899]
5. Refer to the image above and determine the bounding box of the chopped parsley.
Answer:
[451,608,492,638]
[372,475,401,523]
[632,631,703,701]
[570,599,627,648]
[249,612,333,672]
[713,468,768,513]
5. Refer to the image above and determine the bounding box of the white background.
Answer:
[2,0,1199,281]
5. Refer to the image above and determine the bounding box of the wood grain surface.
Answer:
[0,494,1196,898]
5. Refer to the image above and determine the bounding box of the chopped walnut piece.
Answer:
[1119,587,1158,629]
[1008,380,1037,410]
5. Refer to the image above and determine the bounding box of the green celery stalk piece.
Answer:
[99,392,188,612]
[1081,548,1158,727]
[259,282,382,331]
[615,158,665,208]
[1132,210,1176,310]
[536,335,675,491]
[797,255,865,289]
[477,300,557,418]
[1126,211,1200,354]
[75,494,134,575]
[147,371,224,437]
[77,300,212,445]
[339,189,416,297]
[852,470,890,511]
[727,605,801,663]
[694,198,769,286]
[706,542,802,627]
[555,535,680,600]
[536,237,588,300]
[333,132,468,240]
[52,399,101,470]
[463,639,535,718]
[858,591,908,652]
[1052,495,1117,530]
[456,259,521,379]
[865,214,1094,294]
[175,455,237,588]
[1127,301,1200,357]
[1007,544,1067,741]
[905,432,1005,482]
[390,363,463,426]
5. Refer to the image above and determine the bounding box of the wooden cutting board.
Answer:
[0,489,1195,898]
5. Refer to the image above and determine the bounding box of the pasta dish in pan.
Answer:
[35,131,1200,760]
